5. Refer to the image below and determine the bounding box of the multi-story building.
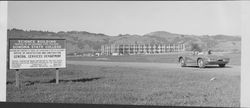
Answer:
[101,44,185,55]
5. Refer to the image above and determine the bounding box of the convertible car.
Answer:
[178,51,230,68]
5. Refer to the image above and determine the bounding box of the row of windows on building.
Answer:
[101,44,186,55]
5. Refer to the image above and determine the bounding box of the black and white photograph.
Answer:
[1,1,249,107]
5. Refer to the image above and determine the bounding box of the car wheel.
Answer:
[219,64,225,67]
[198,59,205,68]
[179,58,186,67]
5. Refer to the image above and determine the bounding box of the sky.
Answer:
[8,1,241,36]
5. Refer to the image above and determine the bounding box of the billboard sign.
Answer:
[9,39,66,69]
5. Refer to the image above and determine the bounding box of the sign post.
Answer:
[9,39,66,87]
[56,68,59,84]
[15,69,19,88]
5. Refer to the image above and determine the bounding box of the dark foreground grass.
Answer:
[67,53,241,65]
[7,64,240,107]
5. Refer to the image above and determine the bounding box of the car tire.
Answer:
[179,58,186,67]
[198,59,205,68]
[219,64,225,67]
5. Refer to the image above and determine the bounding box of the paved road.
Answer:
[67,61,240,76]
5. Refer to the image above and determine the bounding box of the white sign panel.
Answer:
[9,39,66,69]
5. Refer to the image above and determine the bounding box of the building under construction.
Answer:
[101,44,185,55]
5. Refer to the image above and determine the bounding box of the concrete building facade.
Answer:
[101,44,185,55]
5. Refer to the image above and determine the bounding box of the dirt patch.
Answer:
[7,77,102,86]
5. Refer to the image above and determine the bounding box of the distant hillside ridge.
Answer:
[7,28,241,54]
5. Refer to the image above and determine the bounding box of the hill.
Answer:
[143,31,241,52]
[7,28,241,54]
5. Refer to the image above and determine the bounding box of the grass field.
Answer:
[67,53,241,66]
[7,63,240,107]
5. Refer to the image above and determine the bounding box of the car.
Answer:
[178,50,230,68]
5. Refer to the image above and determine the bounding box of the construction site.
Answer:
[101,44,186,55]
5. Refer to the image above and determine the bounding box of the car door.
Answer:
[185,53,198,65]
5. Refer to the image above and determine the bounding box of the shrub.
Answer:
[190,43,202,52]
